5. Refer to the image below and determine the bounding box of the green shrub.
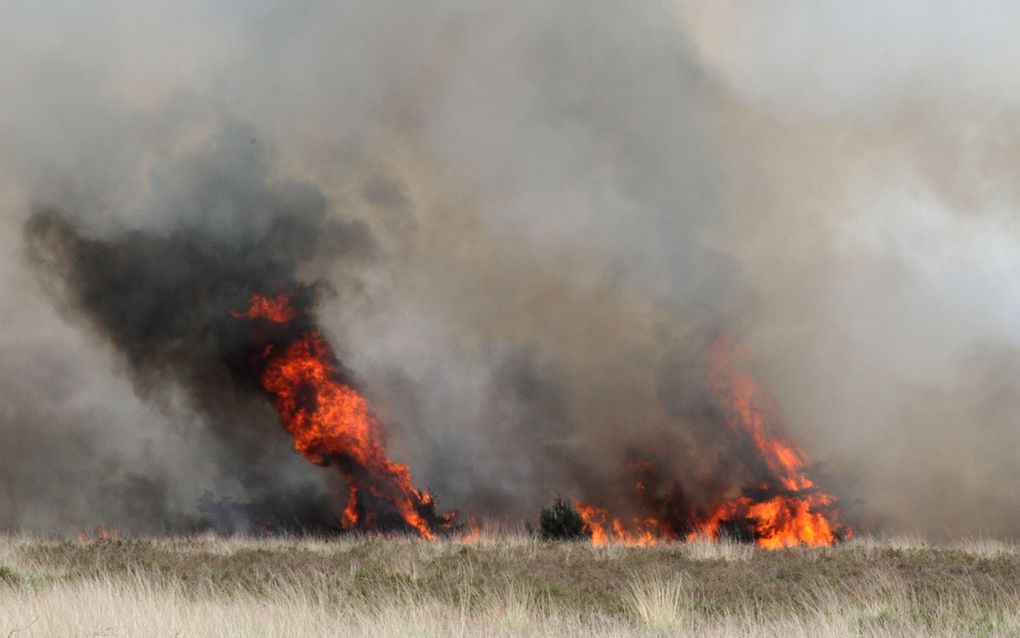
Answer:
[538,498,590,541]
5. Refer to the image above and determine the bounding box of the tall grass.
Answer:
[1,533,1018,636]
[626,575,686,634]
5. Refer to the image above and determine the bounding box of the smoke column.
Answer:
[2,2,1020,538]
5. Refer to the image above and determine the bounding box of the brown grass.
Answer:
[1,532,1019,636]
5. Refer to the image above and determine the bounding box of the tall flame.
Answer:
[578,331,851,549]
[704,332,813,492]
[233,292,451,538]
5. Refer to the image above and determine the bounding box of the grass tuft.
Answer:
[684,536,755,561]
[626,574,686,634]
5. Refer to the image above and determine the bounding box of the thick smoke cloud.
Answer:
[22,125,373,532]
[2,1,1019,537]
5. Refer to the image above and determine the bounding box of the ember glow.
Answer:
[230,292,297,324]
[233,292,453,538]
[578,331,851,549]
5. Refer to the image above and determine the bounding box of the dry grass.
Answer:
[626,574,686,634]
[1,533,1019,636]
[682,535,756,562]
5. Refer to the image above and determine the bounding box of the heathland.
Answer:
[1,531,1019,637]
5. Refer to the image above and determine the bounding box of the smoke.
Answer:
[2,1,1020,538]
[21,124,374,532]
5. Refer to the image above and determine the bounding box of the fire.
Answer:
[460,517,483,544]
[233,292,452,538]
[576,504,659,547]
[688,492,841,549]
[230,292,296,324]
[342,486,359,528]
[578,331,851,549]
[704,332,814,492]
[75,525,120,543]
[233,292,844,547]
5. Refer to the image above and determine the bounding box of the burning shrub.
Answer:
[537,498,591,541]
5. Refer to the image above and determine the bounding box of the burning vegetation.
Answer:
[231,292,453,538]
[26,203,852,547]
[575,332,851,549]
[22,130,852,548]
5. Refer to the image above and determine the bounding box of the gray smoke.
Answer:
[2,1,1019,538]
[21,123,374,533]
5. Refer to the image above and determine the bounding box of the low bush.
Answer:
[537,498,590,541]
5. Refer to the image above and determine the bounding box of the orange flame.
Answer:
[460,517,483,543]
[75,525,120,543]
[578,331,850,549]
[342,485,360,528]
[234,292,447,539]
[705,332,813,492]
[689,492,840,549]
[230,292,296,324]
[576,503,660,547]
[699,332,848,546]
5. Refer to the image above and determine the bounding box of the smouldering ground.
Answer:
[1,532,1020,637]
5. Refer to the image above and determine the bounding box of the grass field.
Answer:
[1,531,1019,637]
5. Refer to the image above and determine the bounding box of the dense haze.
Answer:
[2,1,1019,538]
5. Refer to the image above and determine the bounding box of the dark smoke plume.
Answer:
[24,125,375,533]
